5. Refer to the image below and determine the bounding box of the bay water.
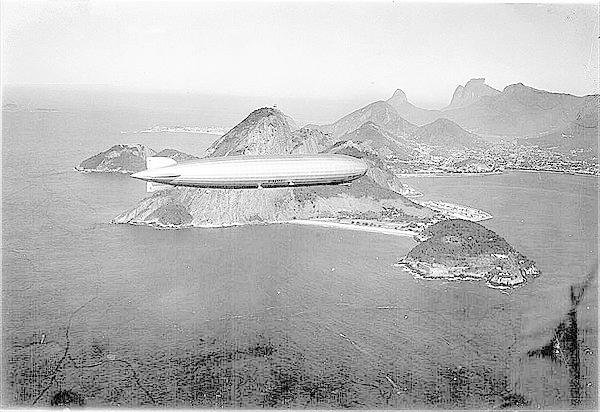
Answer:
[2,94,597,408]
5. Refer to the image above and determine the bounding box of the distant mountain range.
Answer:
[313,100,484,151]
[385,78,506,124]
[517,96,599,155]
[441,83,597,137]
[314,78,597,152]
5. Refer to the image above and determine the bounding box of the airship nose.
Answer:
[131,168,181,182]
[131,170,150,180]
[349,157,368,175]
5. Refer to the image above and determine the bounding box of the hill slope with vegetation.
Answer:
[398,219,540,288]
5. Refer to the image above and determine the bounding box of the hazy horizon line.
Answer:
[4,79,598,112]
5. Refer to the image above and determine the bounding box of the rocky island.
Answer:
[397,219,540,289]
[112,107,436,231]
[75,145,196,173]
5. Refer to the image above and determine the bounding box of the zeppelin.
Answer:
[131,154,368,192]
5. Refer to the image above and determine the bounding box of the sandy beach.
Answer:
[397,171,503,178]
[284,219,419,238]
[121,218,420,238]
[507,168,599,177]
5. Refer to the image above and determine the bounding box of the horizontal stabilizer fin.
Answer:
[147,156,177,170]
[147,181,173,193]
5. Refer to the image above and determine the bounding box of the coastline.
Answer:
[74,167,134,174]
[116,217,420,238]
[397,171,503,178]
[506,168,599,178]
[397,169,598,179]
[283,219,419,238]
[395,259,527,290]
[417,200,493,222]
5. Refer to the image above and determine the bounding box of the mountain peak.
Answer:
[318,100,416,138]
[386,89,411,114]
[247,106,285,120]
[388,89,408,103]
[445,78,500,110]
[413,117,482,148]
[465,78,486,87]
[430,118,457,127]
[337,120,416,160]
[206,107,299,157]
[502,82,532,93]
[359,121,382,130]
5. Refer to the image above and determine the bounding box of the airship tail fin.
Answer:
[147,181,173,193]
[146,156,177,170]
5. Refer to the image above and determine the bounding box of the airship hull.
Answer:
[131,154,368,190]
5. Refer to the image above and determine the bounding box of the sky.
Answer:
[2,1,598,108]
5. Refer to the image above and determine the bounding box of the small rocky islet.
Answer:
[75,145,197,174]
[397,219,540,289]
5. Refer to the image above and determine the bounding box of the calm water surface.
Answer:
[2,108,598,408]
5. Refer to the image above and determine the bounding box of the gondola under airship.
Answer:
[131,154,368,192]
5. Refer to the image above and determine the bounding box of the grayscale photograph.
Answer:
[1,0,598,409]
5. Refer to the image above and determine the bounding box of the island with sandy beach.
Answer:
[396,219,540,289]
